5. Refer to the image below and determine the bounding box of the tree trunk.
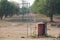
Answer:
[0,16,3,20]
[50,13,54,22]
[0,15,3,20]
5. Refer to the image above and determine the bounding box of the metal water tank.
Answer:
[38,22,47,36]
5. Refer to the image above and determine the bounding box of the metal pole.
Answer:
[27,2,30,38]
[21,0,30,38]
[22,0,25,21]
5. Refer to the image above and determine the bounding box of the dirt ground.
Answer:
[0,14,60,40]
[0,22,60,40]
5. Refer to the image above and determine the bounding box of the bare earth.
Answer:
[0,14,60,40]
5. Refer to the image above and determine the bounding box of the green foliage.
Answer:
[0,0,20,20]
[31,0,60,22]
[19,7,30,15]
[30,33,36,38]
[31,0,60,15]
[31,0,47,13]
[19,7,30,20]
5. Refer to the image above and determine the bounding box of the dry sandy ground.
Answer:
[0,22,60,40]
[0,14,60,40]
[0,38,59,40]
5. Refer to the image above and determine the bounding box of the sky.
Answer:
[8,0,35,6]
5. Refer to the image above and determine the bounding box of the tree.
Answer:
[20,7,30,15]
[0,0,20,20]
[31,0,60,22]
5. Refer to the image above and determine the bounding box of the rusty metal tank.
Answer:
[38,22,47,36]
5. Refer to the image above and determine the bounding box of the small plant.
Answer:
[30,33,36,38]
